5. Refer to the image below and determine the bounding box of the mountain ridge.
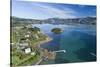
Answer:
[11,16,96,25]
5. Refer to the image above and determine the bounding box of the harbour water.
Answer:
[32,24,96,64]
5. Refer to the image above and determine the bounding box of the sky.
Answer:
[11,0,96,19]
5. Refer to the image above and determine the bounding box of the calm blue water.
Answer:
[32,24,96,64]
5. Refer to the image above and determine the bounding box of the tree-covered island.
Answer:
[51,28,63,34]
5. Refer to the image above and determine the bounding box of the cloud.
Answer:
[31,3,77,19]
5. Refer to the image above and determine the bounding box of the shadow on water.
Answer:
[55,31,97,63]
[55,58,70,64]
[74,32,96,62]
[55,52,70,63]
[75,48,96,61]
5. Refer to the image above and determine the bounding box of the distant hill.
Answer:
[44,17,96,25]
[11,16,96,26]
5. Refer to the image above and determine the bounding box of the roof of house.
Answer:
[24,48,31,54]
[19,43,28,47]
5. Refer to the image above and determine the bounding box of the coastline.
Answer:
[33,35,53,47]
[32,35,56,61]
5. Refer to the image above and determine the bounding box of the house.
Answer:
[31,52,36,56]
[26,25,32,28]
[17,43,32,54]
[24,48,32,54]
[25,34,30,38]
[19,43,28,47]
[11,43,14,45]
[17,43,29,49]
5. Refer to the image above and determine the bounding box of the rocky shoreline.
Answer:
[33,35,56,61]
[33,36,53,47]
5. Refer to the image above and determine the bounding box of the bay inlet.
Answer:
[32,24,96,64]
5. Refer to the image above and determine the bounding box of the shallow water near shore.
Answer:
[32,24,96,64]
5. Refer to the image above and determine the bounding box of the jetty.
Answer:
[35,50,66,65]
[53,50,66,53]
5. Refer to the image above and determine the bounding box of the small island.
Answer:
[51,28,63,34]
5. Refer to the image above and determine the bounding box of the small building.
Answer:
[24,48,32,54]
[17,43,29,49]
[11,43,14,45]
[26,25,32,28]
[25,34,30,38]
[19,43,28,47]
[31,52,36,56]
